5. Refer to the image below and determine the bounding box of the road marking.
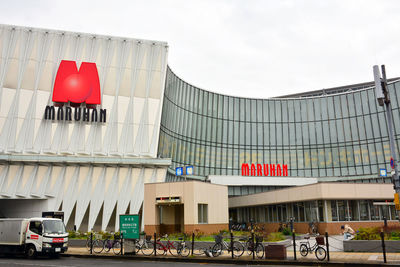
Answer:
[368,255,378,261]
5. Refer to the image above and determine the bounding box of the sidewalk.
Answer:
[65,246,400,265]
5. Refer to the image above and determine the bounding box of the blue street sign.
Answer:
[380,168,387,177]
[391,157,395,169]
[176,167,183,176]
[186,166,194,175]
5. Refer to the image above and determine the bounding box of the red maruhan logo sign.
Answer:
[241,163,288,176]
[52,60,101,104]
[44,60,106,123]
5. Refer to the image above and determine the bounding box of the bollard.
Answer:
[292,231,296,261]
[154,232,157,256]
[230,231,234,259]
[252,230,255,260]
[121,233,123,256]
[325,232,329,261]
[381,231,387,263]
[90,232,93,255]
[191,232,195,256]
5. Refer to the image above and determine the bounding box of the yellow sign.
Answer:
[394,193,400,210]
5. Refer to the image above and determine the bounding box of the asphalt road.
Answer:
[0,256,308,267]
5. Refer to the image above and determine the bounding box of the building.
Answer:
[0,24,170,232]
[0,23,399,234]
[158,68,400,232]
[144,181,228,235]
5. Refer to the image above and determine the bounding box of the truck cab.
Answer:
[25,218,68,257]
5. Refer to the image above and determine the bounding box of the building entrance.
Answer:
[158,204,184,234]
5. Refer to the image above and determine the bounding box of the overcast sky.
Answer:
[1,0,399,98]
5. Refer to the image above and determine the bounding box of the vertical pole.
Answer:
[381,231,387,263]
[252,230,255,260]
[230,231,234,259]
[90,232,93,255]
[325,232,330,261]
[154,232,157,256]
[292,231,296,261]
[381,66,400,194]
[191,232,195,256]
[120,233,123,255]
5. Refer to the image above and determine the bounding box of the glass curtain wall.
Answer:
[159,67,400,181]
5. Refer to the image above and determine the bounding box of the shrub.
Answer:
[266,232,285,242]
[282,227,292,236]
[354,227,380,240]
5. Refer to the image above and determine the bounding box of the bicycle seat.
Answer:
[304,236,310,239]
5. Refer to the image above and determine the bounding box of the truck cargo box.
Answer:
[0,219,29,245]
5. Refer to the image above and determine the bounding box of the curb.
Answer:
[61,253,396,267]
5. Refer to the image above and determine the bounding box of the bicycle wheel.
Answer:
[232,241,244,258]
[86,238,91,251]
[245,240,253,255]
[169,242,180,256]
[111,240,121,255]
[299,244,308,257]
[156,242,167,256]
[212,243,223,257]
[103,239,111,252]
[180,245,190,257]
[93,239,104,253]
[315,246,326,261]
[141,240,154,256]
[255,243,264,259]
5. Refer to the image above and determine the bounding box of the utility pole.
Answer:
[373,65,400,213]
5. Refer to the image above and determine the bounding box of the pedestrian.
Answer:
[341,224,355,240]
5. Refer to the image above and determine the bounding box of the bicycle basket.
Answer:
[316,236,325,245]
[214,235,223,243]
[145,235,152,241]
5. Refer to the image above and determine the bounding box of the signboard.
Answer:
[119,214,139,239]
[391,157,395,169]
[394,193,400,211]
[186,166,194,175]
[380,168,387,177]
[176,167,183,176]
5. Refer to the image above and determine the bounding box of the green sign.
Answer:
[119,214,140,239]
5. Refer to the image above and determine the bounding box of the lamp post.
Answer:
[373,65,400,212]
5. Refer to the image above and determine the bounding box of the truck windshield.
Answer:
[43,220,66,234]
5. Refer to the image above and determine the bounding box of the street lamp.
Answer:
[373,65,400,212]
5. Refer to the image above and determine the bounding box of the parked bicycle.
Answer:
[299,235,326,261]
[103,233,122,255]
[86,233,104,253]
[243,235,264,259]
[133,235,155,256]
[153,234,190,257]
[211,235,244,257]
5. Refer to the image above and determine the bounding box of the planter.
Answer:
[265,244,287,260]
[343,240,400,252]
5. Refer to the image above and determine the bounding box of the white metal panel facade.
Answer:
[0,24,170,231]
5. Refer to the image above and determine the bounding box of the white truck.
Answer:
[0,217,68,258]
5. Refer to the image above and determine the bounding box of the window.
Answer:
[198,204,208,224]
[29,221,43,234]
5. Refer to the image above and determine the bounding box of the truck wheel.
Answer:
[25,245,36,259]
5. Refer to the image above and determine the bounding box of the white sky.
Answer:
[1,0,400,98]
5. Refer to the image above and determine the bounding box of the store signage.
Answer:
[241,163,288,176]
[44,60,106,122]
[156,196,181,204]
[53,60,100,104]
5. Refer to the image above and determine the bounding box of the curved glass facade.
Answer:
[159,67,400,181]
